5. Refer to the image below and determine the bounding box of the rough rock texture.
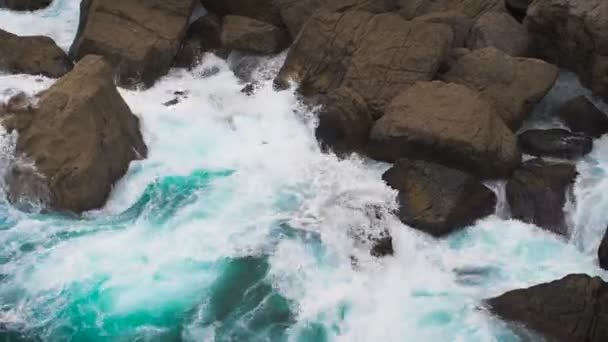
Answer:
[174,12,225,68]
[221,15,290,54]
[383,159,496,237]
[505,0,531,21]
[0,29,72,78]
[0,0,51,10]
[369,81,520,179]
[2,56,147,214]
[69,0,196,88]
[275,0,396,39]
[506,159,576,235]
[315,87,373,154]
[443,47,558,130]
[200,0,283,27]
[397,0,505,19]
[557,96,608,138]
[599,228,608,270]
[487,274,608,342]
[518,129,593,160]
[277,10,453,116]
[413,11,472,48]
[526,0,608,101]
[466,11,531,56]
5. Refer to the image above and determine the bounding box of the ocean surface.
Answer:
[0,2,607,341]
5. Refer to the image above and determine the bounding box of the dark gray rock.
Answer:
[557,96,608,138]
[518,129,593,160]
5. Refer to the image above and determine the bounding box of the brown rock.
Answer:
[413,11,473,48]
[174,12,226,68]
[221,15,290,54]
[200,0,283,27]
[368,81,520,178]
[466,11,531,56]
[0,0,51,10]
[277,10,453,116]
[4,56,147,214]
[518,129,592,160]
[383,159,496,237]
[69,0,196,88]
[443,47,558,130]
[0,29,72,78]
[526,0,608,101]
[557,95,608,138]
[397,0,505,19]
[487,274,608,342]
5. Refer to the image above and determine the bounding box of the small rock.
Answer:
[557,96,608,138]
[518,129,593,159]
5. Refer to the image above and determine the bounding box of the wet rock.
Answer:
[383,159,496,237]
[526,0,608,101]
[4,56,147,214]
[0,0,51,10]
[599,228,608,270]
[69,0,196,88]
[518,129,592,160]
[466,11,531,57]
[487,274,608,342]
[557,96,608,138]
[370,235,393,257]
[369,81,520,179]
[174,12,226,68]
[397,0,505,19]
[505,0,531,22]
[413,11,473,48]
[221,15,290,55]
[200,0,284,27]
[506,159,576,235]
[277,10,452,116]
[0,29,72,78]
[443,47,558,130]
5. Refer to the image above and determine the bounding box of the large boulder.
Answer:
[174,12,225,68]
[0,29,72,78]
[0,0,51,10]
[69,0,196,88]
[397,0,505,19]
[506,159,576,235]
[557,95,608,138]
[466,11,531,57]
[220,15,290,54]
[200,0,283,27]
[383,159,496,237]
[526,0,608,101]
[487,274,608,342]
[599,228,608,270]
[2,56,147,214]
[413,11,473,48]
[518,129,593,160]
[443,47,558,130]
[368,81,521,179]
[277,10,453,116]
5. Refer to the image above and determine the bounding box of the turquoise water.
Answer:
[0,2,607,341]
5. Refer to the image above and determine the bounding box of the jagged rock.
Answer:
[0,29,72,78]
[443,47,558,130]
[200,0,283,27]
[174,12,226,68]
[397,0,505,19]
[315,87,373,154]
[518,129,593,160]
[0,0,51,10]
[599,228,608,270]
[413,11,473,48]
[220,15,290,54]
[487,274,608,342]
[369,81,520,178]
[526,0,608,101]
[557,96,608,138]
[277,10,452,116]
[69,0,196,88]
[506,159,576,235]
[3,56,147,214]
[466,11,531,56]
[383,159,496,237]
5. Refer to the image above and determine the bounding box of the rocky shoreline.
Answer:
[0,0,607,340]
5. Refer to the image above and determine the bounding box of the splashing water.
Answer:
[0,2,607,341]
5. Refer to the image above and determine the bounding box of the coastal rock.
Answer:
[174,13,225,68]
[0,0,51,10]
[69,0,196,88]
[526,0,608,101]
[487,274,608,342]
[369,81,520,178]
[518,129,593,160]
[599,228,608,270]
[397,0,505,19]
[383,159,496,237]
[505,0,531,21]
[413,11,472,48]
[557,96,608,138]
[466,11,531,56]
[3,56,147,214]
[443,47,558,130]
[220,15,290,54]
[200,0,283,27]
[506,159,576,235]
[0,29,72,78]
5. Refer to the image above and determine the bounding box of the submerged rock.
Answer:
[487,274,608,342]
[3,56,147,214]
[506,159,576,235]
[69,0,196,88]
[466,11,531,57]
[0,0,51,10]
[221,15,290,55]
[557,96,608,138]
[518,129,593,160]
[369,81,520,178]
[0,29,72,78]
[383,159,496,237]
